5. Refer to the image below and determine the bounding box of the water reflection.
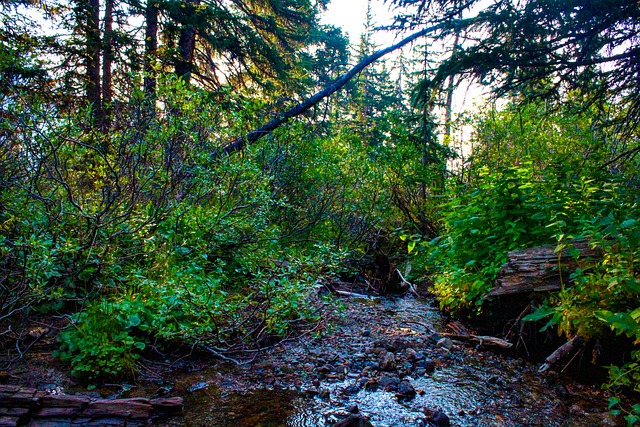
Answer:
[174,388,323,427]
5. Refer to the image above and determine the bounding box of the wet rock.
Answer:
[389,339,410,352]
[318,364,337,374]
[364,361,378,370]
[406,348,426,362]
[379,351,397,372]
[363,378,378,392]
[413,351,426,361]
[318,389,331,400]
[415,358,436,373]
[427,332,443,343]
[436,337,453,352]
[341,384,360,395]
[347,404,359,414]
[396,380,416,400]
[332,414,373,427]
[378,375,399,392]
[424,409,451,427]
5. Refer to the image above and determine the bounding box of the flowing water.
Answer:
[156,296,619,427]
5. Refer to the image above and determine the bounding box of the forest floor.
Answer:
[0,288,625,427]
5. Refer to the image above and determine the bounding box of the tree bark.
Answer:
[217,19,476,157]
[85,0,102,123]
[144,0,159,102]
[443,30,460,141]
[175,0,200,82]
[101,0,114,129]
[487,240,603,297]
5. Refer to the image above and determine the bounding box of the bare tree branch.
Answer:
[217,18,478,157]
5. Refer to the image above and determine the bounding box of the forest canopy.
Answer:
[0,0,638,419]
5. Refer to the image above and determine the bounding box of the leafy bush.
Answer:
[427,162,603,312]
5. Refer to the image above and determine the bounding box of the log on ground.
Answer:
[487,239,602,297]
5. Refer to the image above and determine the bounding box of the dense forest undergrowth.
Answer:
[1,0,639,423]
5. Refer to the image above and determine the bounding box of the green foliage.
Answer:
[55,299,148,380]
[419,96,639,414]
[428,162,605,312]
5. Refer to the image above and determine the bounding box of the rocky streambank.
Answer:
[156,295,621,427]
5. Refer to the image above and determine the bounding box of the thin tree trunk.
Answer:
[144,0,158,103]
[218,19,480,157]
[101,0,114,130]
[443,30,460,141]
[175,0,199,82]
[86,0,102,123]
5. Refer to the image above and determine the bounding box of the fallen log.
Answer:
[440,333,513,349]
[538,334,585,373]
[487,239,602,297]
[0,385,183,426]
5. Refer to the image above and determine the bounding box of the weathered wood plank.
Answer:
[33,407,81,418]
[38,395,90,408]
[0,415,19,427]
[84,399,152,419]
[0,384,181,425]
[150,397,184,414]
[488,240,602,297]
[0,408,29,417]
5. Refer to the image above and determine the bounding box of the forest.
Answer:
[0,0,639,424]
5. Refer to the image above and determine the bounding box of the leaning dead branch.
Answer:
[217,17,482,157]
[538,334,585,373]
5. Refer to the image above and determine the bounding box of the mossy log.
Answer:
[487,240,602,297]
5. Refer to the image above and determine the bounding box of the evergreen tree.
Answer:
[387,0,640,146]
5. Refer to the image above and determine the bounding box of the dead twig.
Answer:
[396,268,418,296]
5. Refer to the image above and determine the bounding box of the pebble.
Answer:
[431,411,451,427]
[396,380,416,400]
[379,351,397,371]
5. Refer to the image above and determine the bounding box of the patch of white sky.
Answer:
[320,0,397,46]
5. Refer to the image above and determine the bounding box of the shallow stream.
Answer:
[154,296,619,427]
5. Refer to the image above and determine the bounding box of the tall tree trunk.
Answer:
[175,0,199,82]
[144,0,158,103]
[86,0,102,123]
[101,0,114,130]
[443,30,460,142]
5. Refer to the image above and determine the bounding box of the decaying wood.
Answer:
[488,240,602,297]
[396,269,418,296]
[440,333,513,349]
[403,320,512,348]
[332,289,375,299]
[538,334,585,373]
[0,385,182,426]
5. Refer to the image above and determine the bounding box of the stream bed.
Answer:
[153,295,620,427]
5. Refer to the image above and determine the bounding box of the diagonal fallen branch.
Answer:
[217,17,480,157]
[538,334,584,373]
